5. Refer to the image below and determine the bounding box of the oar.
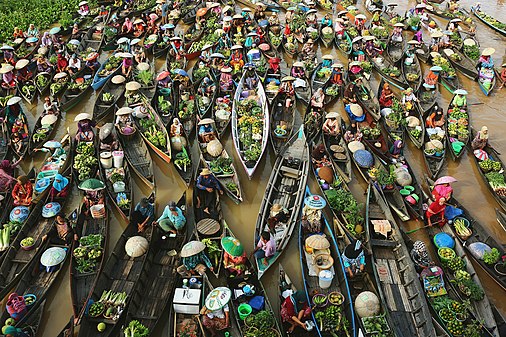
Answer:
[406,219,444,234]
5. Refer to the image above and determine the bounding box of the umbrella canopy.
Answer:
[221,236,243,257]
[26,37,38,43]
[43,140,61,148]
[68,39,80,45]
[42,202,61,218]
[181,241,206,257]
[172,68,188,77]
[354,150,373,168]
[304,195,326,209]
[117,37,130,44]
[40,247,67,267]
[305,234,330,250]
[430,66,442,72]
[125,236,149,257]
[41,114,58,126]
[197,7,208,17]
[0,45,14,50]
[49,27,61,35]
[74,113,92,122]
[157,71,171,81]
[15,59,29,69]
[434,176,457,185]
[258,43,270,51]
[473,149,488,161]
[78,178,106,191]
[205,287,231,311]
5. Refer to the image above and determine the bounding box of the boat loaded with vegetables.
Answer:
[445,90,469,160]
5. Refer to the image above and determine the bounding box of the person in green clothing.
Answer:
[451,89,467,109]
[153,200,186,235]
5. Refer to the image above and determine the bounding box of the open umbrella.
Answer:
[304,195,326,209]
[172,69,188,77]
[43,140,61,148]
[78,178,106,191]
[49,27,61,35]
[40,247,67,267]
[221,237,243,257]
[434,176,457,185]
[42,202,61,218]
[181,241,206,257]
[205,287,231,311]
[473,149,488,161]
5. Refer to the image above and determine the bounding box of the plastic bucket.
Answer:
[113,181,125,193]
[434,232,455,249]
[100,152,113,169]
[113,150,124,168]
[318,270,333,289]
[238,303,252,320]
[90,204,106,219]
[438,247,456,263]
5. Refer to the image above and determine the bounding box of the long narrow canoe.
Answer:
[367,184,439,337]
[445,95,469,160]
[422,105,446,179]
[70,205,109,324]
[35,70,55,96]
[76,206,153,337]
[9,300,46,337]
[56,317,75,337]
[93,73,126,122]
[254,127,309,278]
[402,51,423,92]
[443,48,478,80]
[299,187,357,337]
[91,56,121,90]
[477,64,496,96]
[270,91,297,156]
[323,132,353,184]
[471,7,506,37]
[60,67,96,111]
[232,69,269,179]
[28,107,61,155]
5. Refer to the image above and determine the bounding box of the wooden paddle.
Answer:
[406,219,445,234]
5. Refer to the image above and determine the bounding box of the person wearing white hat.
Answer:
[75,113,96,142]
[43,96,60,116]
[68,54,82,76]
[115,107,135,135]
[0,64,16,90]
[334,17,346,39]
[478,48,495,69]
[2,45,15,66]
[15,59,32,82]
[451,89,467,109]
[323,112,340,136]
[196,167,223,215]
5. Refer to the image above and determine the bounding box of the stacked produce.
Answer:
[74,142,98,182]
[243,311,278,337]
[447,106,469,149]
[237,99,264,164]
[123,320,149,337]
[73,234,103,273]
[88,290,127,320]
[476,159,506,197]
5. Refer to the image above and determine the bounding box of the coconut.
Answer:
[207,139,223,157]
[318,166,334,184]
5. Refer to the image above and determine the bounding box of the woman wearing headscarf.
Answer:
[390,140,403,158]
[36,54,52,73]
[342,239,365,277]
[0,159,19,192]
[49,174,70,200]
[379,82,394,108]
[1,64,16,89]
[426,197,446,227]
[281,291,312,333]
[344,122,363,142]
[42,212,77,245]
[122,18,133,34]
[75,117,96,142]
[26,24,39,38]
[12,175,33,206]
[410,240,431,273]
[41,32,52,48]
[471,125,489,150]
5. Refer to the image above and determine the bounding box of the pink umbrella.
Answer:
[434,176,458,185]
[473,149,489,161]
[258,43,270,51]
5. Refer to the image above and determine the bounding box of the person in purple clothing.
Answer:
[252,231,276,266]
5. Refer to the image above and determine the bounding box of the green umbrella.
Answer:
[221,236,244,257]
[78,178,105,191]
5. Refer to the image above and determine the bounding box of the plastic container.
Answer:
[90,204,106,219]
[318,270,333,289]
[434,232,455,249]
[100,152,112,169]
[6,293,26,321]
[113,181,125,193]
[238,303,252,320]
[438,247,456,263]
[113,151,124,168]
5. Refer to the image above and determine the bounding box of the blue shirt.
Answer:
[196,174,221,191]
[198,124,213,135]
[135,202,155,221]
[157,206,186,229]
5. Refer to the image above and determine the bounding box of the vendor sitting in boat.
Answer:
[342,239,365,278]
[301,196,324,233]
[334,18,346,39]
[291,61,305,79]
[379,82,394,108]
[133,19,145,37]
[78,0,90,16]
[229,45,244,72]
[344,122,363,142]
[0,64,15,89]
[121,18,134,34]
[82,189,105,216]
[281,291,312,333]
[330,63,344,86]
[12,175,33,206]
[201,286,231,336]
[115,107,136,135]
[311,143,331,168]
[424,66,441,88]
[75,114,96,142]
[499,64,506,89]
[323,112,340,137]
[99,123,119,152]
[252,230,276,266]
[42,212,78,245]
[426,197,446,227]
[49,174,70,201]
[267,203,289,232]
[154,200,186,235]
[198,118,217,144]
[43,96,60,116]
[131,196,155,233]
[401,87,418,115]
[471,125,489,150]
[85,52,101,73]
[219,67,233,92]
[196,168,223,215]
[222,236,247,277]
[451,89,467,109]
[346,103,365,123]
[243,63,258,90]
[478,48,494,69]
[15,59,32,82]
[426,105,445,128]
[411,240,432,273]
[180,240,214,275]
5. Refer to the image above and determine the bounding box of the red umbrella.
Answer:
[473,149,489,161]
[434,176,458,185]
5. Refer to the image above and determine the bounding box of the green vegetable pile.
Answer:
[50,82,66,96]
[244,310,275,329]
[479,159,501,172]
[484,172,506,197]
[314,304,351,336]
[178,99,195,120]
[432,55,457,78]
[135,70,153,86]
[383,66,401,78]
[463,44,480,61]
[123,320,149,337]
[324,189,364,236]
[483,247,500,265]
[476,11,506,30]
[174,148,191,172]
[74,234,103,273]
[73,142,98,181]
[237,99,264,163]
[36,75,49,89]
[201,238,221,268]
[101,92,114,103]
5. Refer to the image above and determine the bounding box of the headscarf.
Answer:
[0,160,13,175]
[412,240,430,266]
[52,174,69,192]
[345,239,363,259]
[290,290,307,312]
[479,126,488,140]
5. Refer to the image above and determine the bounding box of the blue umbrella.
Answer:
[49,27,61,35]
[258,20,269,27]
[353,150,373,168]
[172,69,188,77]
[26,37,38,43]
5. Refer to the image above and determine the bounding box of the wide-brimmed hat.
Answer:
[482,48,495,56]
[205,287,231,311]
[116,107,134,115]
[74,113,92,122]
[394,22,404,27]
[326,112,338,119]
[221,236,244,257]
[363,35,375,41]
[112,75,126,84]
[304,195,326,209]
[133,18,145,25]
[454,89,467,95]
[242,7,251,12]
[415,3,426,8]
[430,66,442,72]
[407,40,419,45]
[78,178,105,191]
[0,45,14,50]
[79,0,88,6]
[15,59,29,70]
[231,45,242,50]
[322,54,333,60]
[305,234,330,249]
[117,37,130,44]
[350,104,363,117]
[137,62,150,71]
[181,240,206,257]
[0,64,14,74]
[86,52,99,61]
[270,203,283,217]
[126,81,141,91]
[221,67,232,73]
[40,247,66,267]
[198,118,215,126]
[41,114,57,125]
[7,96,21,106]
[293,61,304,67]
[54,72,68,80]
[431,31,443,38]
[130,38,141,46]
[281,76,295,82]
[331,63,344,69]
[157,71,171,81]
[200,168,212,176]
[356,14,366,20]
[233,14,243,20]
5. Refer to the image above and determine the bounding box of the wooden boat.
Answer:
[348,67,381,121]
[231,69,269,179]
[299,187,357,337]
[401,51,423,92]
[282,35,299,59]
[35,70,54,96]
[122,196,187,337]
[369,54,407,89]
[17,79,37,104]
[417,78,439,115]
[0,239,69,329]
[469,128,506,212]
[196,124,243,204]
[367,184,439,336]
[76,207,153,337]
[405,104,425,149]
[168,274,205,337]
[77,21,108,53]
[445,94,469,160]
[7,107,30,158]
[28,108,61,155]
[422,108,446,179]
[97,130,132,221]
[472,7,506,37]
[115,118,155,189]
[254,127,309,278]
[270,91,296,155]
[211,86,235,138]
[169,118,194,187]
[290,64,312,105]
[224,224,283,336]
[8,300,46,337]
[93,73,126,122]
[70,204,109,324]
[278,264,319,337]
[14,38,41,59]
[132,95,171,163]
[431,53,461,94]
[60,67,95,110]
[386,37,404,65]
[477,64,496,96]
[320,23,335,48]
[151,78,176,127]
[133,59,157,101]
[442,48,478,80]
[56,317,75,337]
[335,31,353,55]
[195,74,218,119]
[303,103,324,145]
[310,60,333,95]
[91,55,122,90]
[323,132,353,184]
[174,78,196,137]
